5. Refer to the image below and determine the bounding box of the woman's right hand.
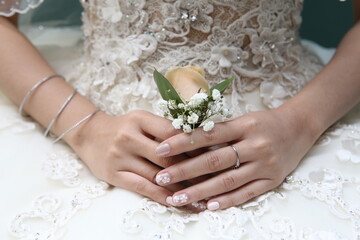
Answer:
[67,110,186,206]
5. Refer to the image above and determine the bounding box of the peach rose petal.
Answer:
[165,66,210,102]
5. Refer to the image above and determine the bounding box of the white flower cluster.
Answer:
[159,89,232,133]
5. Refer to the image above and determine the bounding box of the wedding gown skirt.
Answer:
[1,25,360,240]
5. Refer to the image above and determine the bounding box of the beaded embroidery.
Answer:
[70,0,322,115]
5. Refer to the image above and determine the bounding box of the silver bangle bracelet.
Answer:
[44,90,77,137]
[19,74,65,116]
[53,109,100,144]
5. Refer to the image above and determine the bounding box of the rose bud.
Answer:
[165,66,210,102]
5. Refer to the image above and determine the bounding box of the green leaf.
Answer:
[210,76,235,94]
[153,69,184,103]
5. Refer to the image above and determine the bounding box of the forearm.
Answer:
[0,17,96,147]
[278,21,360,139]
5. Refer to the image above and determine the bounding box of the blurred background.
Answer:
[300,0,353,47]
[26,0,354,48]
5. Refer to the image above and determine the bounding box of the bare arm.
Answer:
[279,2,360,139]
[0,16,191,207]
[0,16,96,147]
[153,2,360,210]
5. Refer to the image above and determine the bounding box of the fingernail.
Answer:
[207,201,220,211]
[191,201,207,211]
[173,193,189,205]
[156,172,171,185]
[166,196,173,205]
[156,143,170,156]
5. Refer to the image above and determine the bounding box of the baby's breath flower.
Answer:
[203,121,215,131]
[222,108,228,115]
[158,99,168,110]
[210,103,217,111]
[172,118,183,129]
[222,107,232,118]
[178,103,185,109]
[168,100,177,110]
[189,93,208,107]
[212,89,221,100]
[187,113,199,124]
[183,124,192,133]
[154,68,233,134]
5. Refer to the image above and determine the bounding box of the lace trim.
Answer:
[9,182,109,240]
[42,151,84,187]
[335,124,360,164]
[120,168,360,240]
[316,123,360,164]
[7,122,360,240]
[0,0,44,17]
[122,199,200,239]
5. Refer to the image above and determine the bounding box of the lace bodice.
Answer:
[69,0,322,115]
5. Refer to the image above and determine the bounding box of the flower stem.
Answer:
[190,132,195,145]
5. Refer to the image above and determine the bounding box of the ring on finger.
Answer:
[230,145,241,169]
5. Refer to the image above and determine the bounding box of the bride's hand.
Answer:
[154,108,319,210]
[68,110,189,206]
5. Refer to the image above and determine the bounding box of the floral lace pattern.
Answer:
[4,92,359,239]
[9,182,108,240]
[8,145,360,239]
[42,151,84,187]
[122,199,199,239]
[8,182,108,240]
[120,168,360,240]
[315,123,360,164]
[0,0,44,17]
[70,0,323,116]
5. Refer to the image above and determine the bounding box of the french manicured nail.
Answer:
[156,143,170,156]
[173,193,189,205]
[166,196,173,205]
[156,172,171,185]
[207,201,220,211]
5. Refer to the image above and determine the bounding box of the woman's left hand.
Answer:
[154,108,319,210]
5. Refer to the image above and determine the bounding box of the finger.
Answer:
[155,120,241,157]
[166,163,259,206]
[155,144,249,185]
[206,179,277,210]
[185,147,208,157]
[123,157,200,196]
[124,157,160,183]
[114,171,207,212]
[138,111,182,139]
[113,171,173,206]
[134,135,188,168]
[125,156,209,211]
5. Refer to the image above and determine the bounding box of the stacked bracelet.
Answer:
[19,74,65,116]
[19,73,100,144]
[44,90,77,137]
[53,109,100,144]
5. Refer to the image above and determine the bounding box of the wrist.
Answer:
[63,110,107,151]
[44,89,102,149]
[275,103,325,144]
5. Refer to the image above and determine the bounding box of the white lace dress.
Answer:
[1,0,360,240]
